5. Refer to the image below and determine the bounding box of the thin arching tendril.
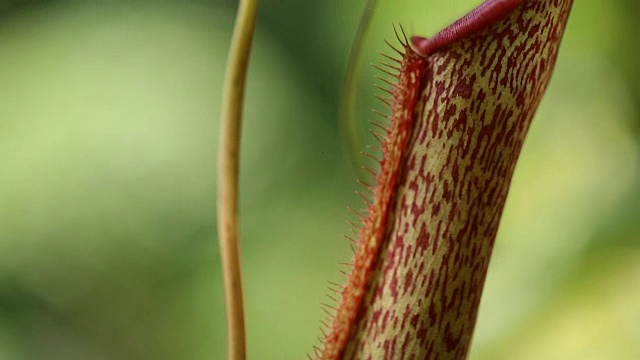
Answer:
[342,0,380,182]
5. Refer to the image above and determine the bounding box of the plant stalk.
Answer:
[217,1,258,359]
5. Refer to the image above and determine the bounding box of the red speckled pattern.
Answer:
[318,0,573,359]
[318,42,427,360]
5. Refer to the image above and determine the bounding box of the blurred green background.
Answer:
[0,0,638,359]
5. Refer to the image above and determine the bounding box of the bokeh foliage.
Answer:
[0,0,637,359]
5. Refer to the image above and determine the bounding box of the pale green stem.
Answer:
[217,1,258,360]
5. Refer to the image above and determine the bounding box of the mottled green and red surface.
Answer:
[317,0,574,359]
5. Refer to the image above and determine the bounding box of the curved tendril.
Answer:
[342,0,380,183]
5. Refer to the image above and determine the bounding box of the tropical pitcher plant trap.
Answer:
[218,0,574,359]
